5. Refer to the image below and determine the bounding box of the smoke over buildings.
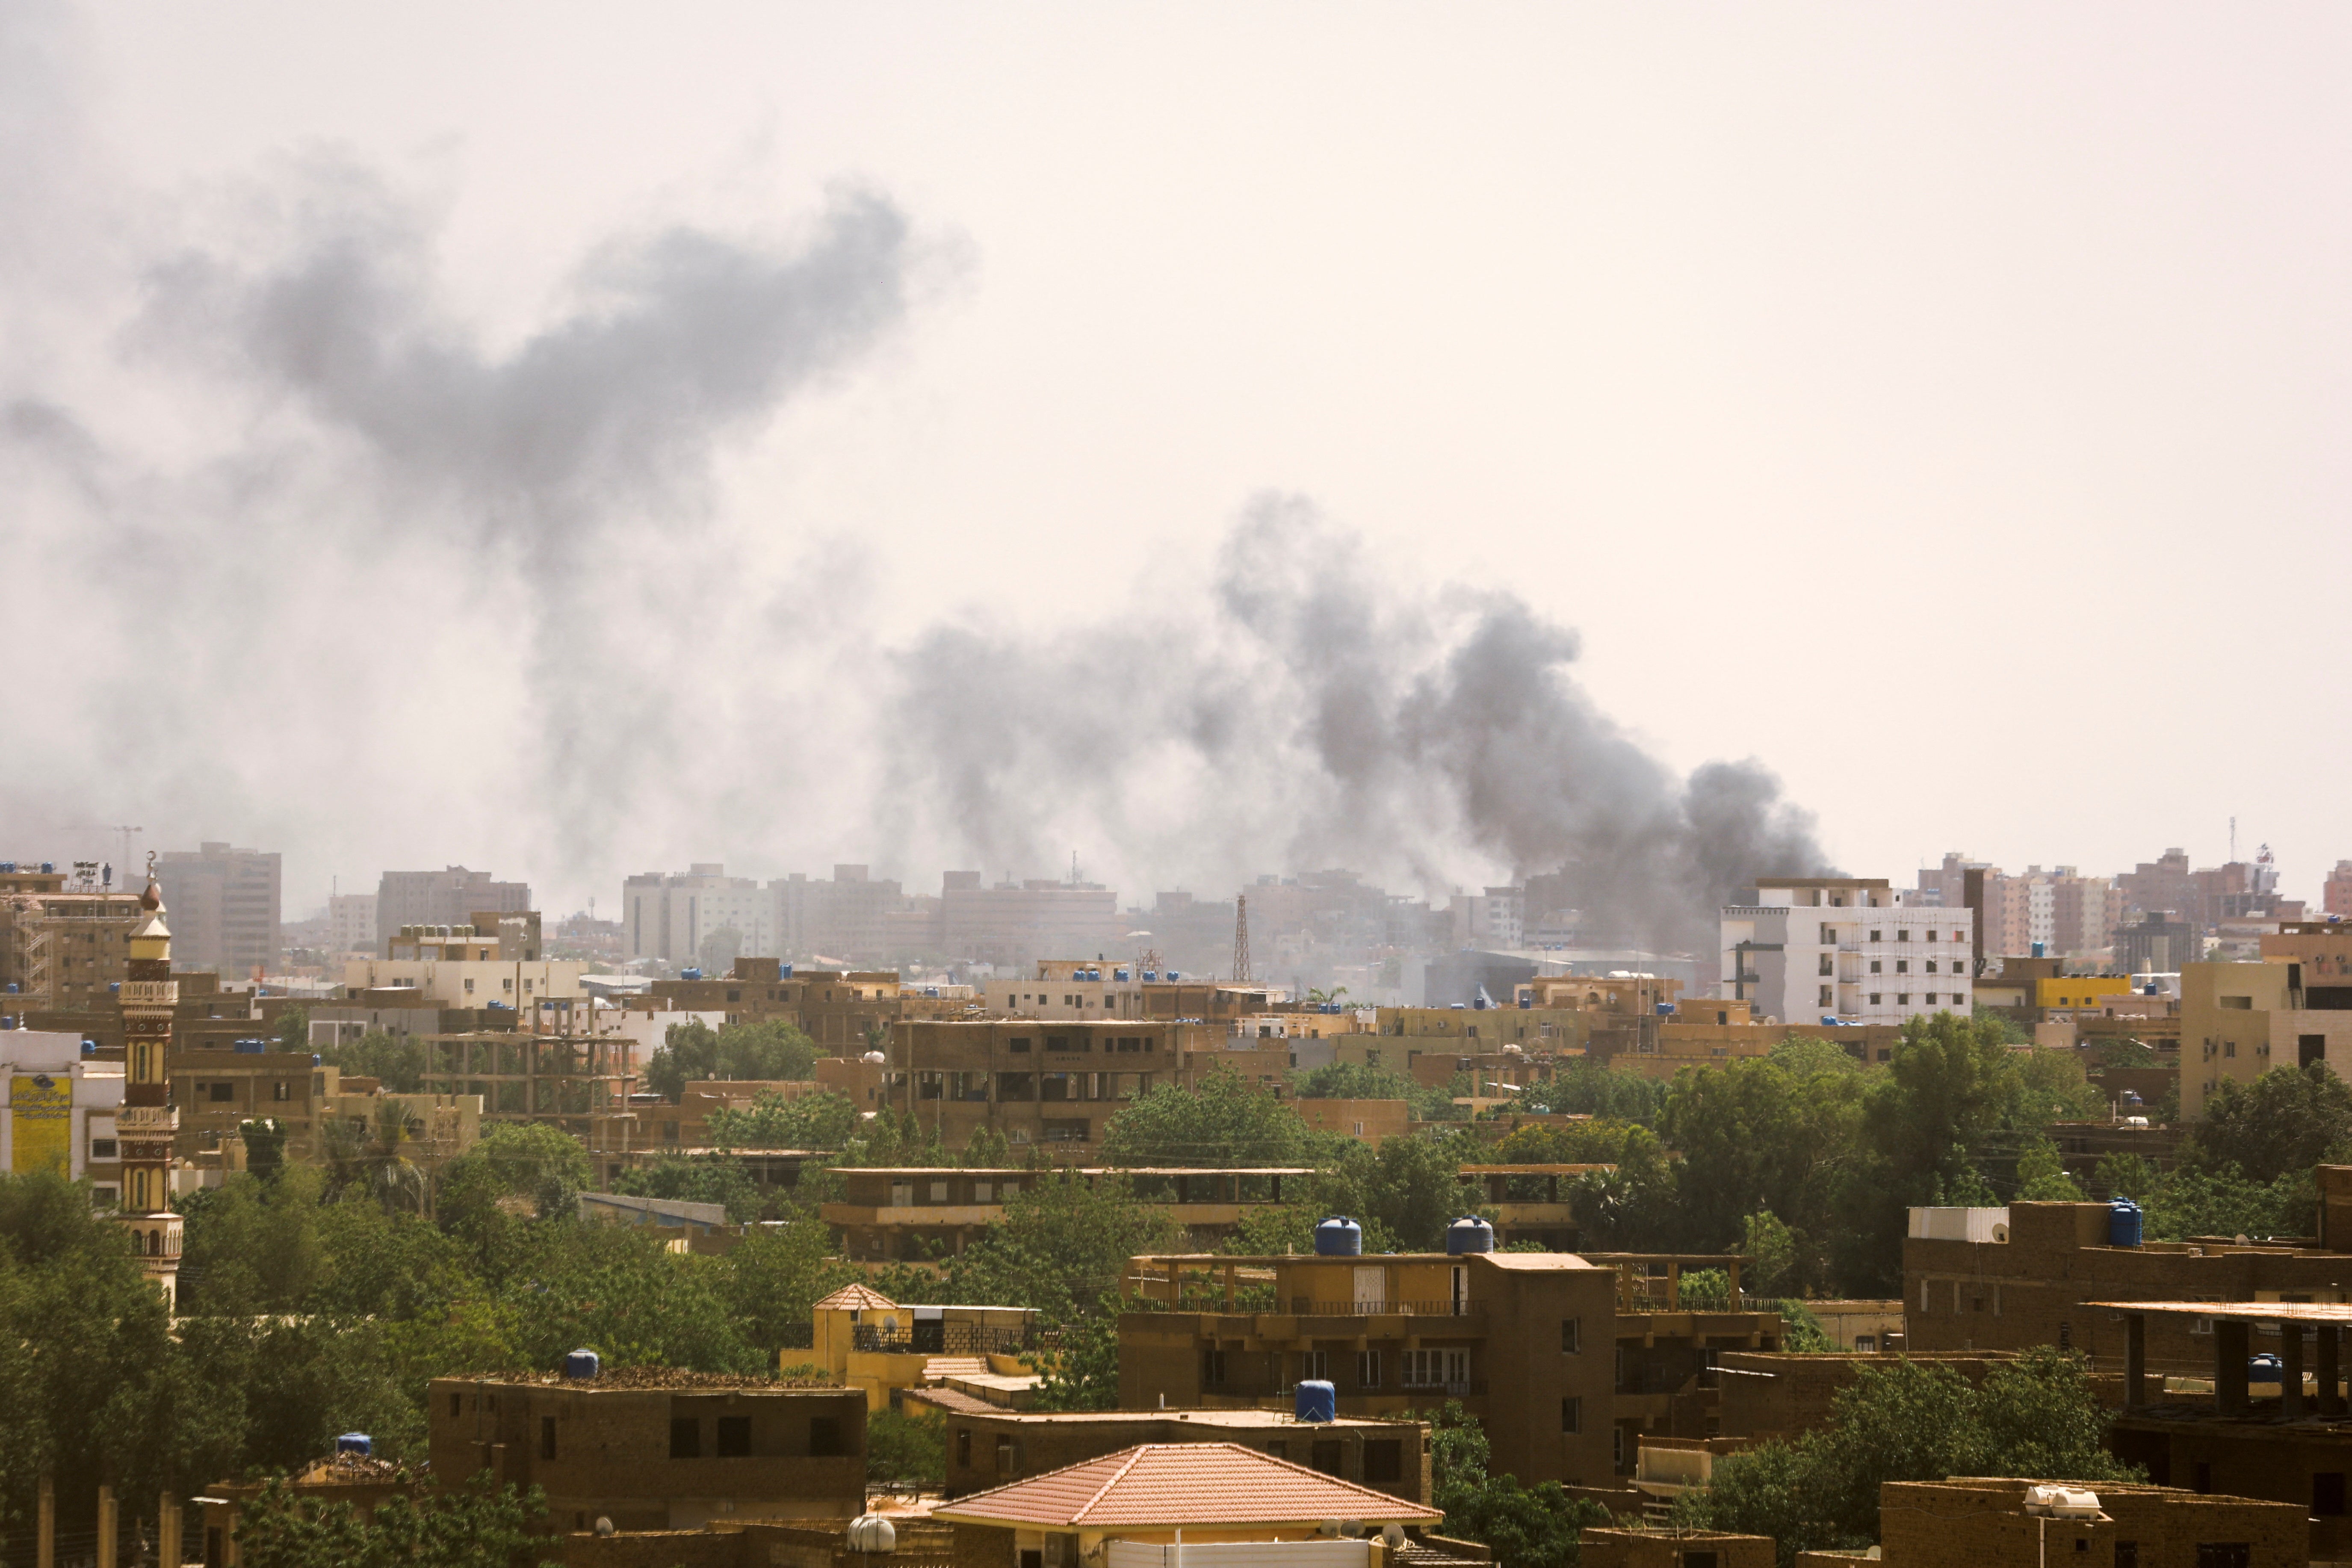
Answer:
[0,8,1830,950]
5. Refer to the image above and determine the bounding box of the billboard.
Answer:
[11,1075,72,1175]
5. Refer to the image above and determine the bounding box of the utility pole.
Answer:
[1232,896,1252,985]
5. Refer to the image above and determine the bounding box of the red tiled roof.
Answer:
[932,1443,1443,1529]
[813,1284,900,1311]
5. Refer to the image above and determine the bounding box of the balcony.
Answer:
[1287,1298,1486,1323]
[851,1321,1047,1356]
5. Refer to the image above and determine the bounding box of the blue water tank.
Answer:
[336,1432,372,1456]
[564,1347,601,1380]
[233,1039,263,1054]
[311,1053,322,1066]
[1167,971,1181,981]
[0,862,13,872]
[1114,968,1130,981]
[682,967,702,981]
[1446,1217,1495,1255]
[1518,996,1532,1009]
[2250,1353,2284,1386]
[2031,941,2046,958]
[39,862,53,874]
[1143,970,1158,981]
[780,964,793,977]
[109,982,120,994]
[1314,1217,1363,1257]
[2108,1198,2143,1247]
[2122,1090,2143,1107]
[80,1040,96,1057]
[1295,1380,1337,1423]
[3,983,15,995]
[1655,1002,1675,1016]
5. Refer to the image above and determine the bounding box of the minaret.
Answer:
[116,859,182,1308]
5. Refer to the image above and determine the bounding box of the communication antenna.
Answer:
[1232,895,1252,984]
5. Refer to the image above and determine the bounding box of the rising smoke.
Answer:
[0,6,1829,950]
[881,496,1830,954]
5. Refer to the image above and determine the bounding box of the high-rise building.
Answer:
[326,893,378,956]
[117,869,182,1308]
[0,862,145,1010]
[623,864,777,967]
[375,867,530,951]
[2325,862,2352,918]
[154,842,281,976]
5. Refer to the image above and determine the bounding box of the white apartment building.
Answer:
[340,957,588,1008]
[623,865,781,966]
[0,1028,124,1203]
[1454,886,1525,951]
[1719,878,1974,1026]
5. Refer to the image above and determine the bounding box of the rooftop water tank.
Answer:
[1518,996,1532,1009]
[848,1516,898,1554]
[0,862,13,872]
[861,1051,886,1066]
[563,1347,601,1380]
[1114,969,1130,981]
[2024,1485,2103,1519]
[2031,941,2046,957]
[1143,971,1158,981]
[2108,1197,2143,1248]
[2250,1353,2284,1386]
[3,983,15,995]
[336,1432,372,1457]
[780,964,793,977]
[80,1040,96,1057]
[682,967,702,980]
[1167,971,1181,981]
[1295,1380,1337,1423]
[39,862,53,874]
[1655,1002,1675,1016]
[1314,1216,1363,1257]
[109,982,120,994]
[1446,1217,1495,1255]
[233,1039,263,1054]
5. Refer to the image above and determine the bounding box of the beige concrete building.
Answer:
[154,842,281,977]
[2181,920,2352,1119]
[0,865,145,1012]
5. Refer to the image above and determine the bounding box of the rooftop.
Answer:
[462,1368,844,1391]
[931,1443,1443,1530]
[813,1283,901,1312]
[2088,1300,2352,1324]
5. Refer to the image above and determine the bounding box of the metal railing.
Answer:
[1288,1298,1484,1319]
[851,1321,1046,1356]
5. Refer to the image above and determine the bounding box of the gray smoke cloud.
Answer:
[880,495,1832,954]
[0,6,1828,947]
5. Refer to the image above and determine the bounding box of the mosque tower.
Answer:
[115,860,182,1307]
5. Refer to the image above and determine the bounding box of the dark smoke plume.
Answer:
[880,495,1832,954]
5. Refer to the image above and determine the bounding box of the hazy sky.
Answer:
[6,3,2348,919]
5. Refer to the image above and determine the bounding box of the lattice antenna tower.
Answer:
[1232,894,1252,984]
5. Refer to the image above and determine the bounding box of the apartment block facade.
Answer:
[375,867,529,952]
[1720,878,1973,1026]
[155,842,281,976]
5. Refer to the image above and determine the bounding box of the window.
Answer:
[1926,960,1938,973]
[2193,1548,2249,1568]
[540,1416,557,1460]
[464,978,475,993]
[716,1416,751,1457]
[1894,960,1908,974]
[1008,1037,1031,1053]
[1818,986,1833,1008]
[1364,1439,1403,1482]
[2116,1546,2138,1568]
[1897,929,1911,942]
[1923,994,1937,1006]
[1297,1350,1330,1384]
[996,1433,1019,1475]
[1870,930,1883,942]
[1311,1439,1343,1475]
[1897,994,1911,1006]
[1870,993,1882,1006]
[90,1138,116,1159]
[272,1080,290,1101]
[808,1417,845,1457]
[1203,1348,1228,1387]
[1357,1350,1382,1387]
[2192,1461,2212,1494]
[1266,1440,1287,1460]
[1561,1396,1582,1433]
[956,1428,972,1467]
[2316,1472,2346,1516]
[2224,1040,2237,1058]
[670,1417,700,1458]
[1870,960,1882,974]
[208,1082,233,1102]
[1401,1349,1469,1390]
[450,1393,462,1417]
[2304,1035,2328,1070]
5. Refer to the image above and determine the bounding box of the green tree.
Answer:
[962,1124,1012,1168]
[235,1472,556,1568]
[310,1029,429,1094]
[1291,1063,1458,1121]
[1675,1349,2137,1567]
[706,1090,861,1151]
[1098,1063,1319,1166]
[1025,1291,1124,1410]
[240,1117,290,1181]
[719,1217,860,1361]
[2088,1152,2159,1203]
[1535,1063,1668,1124]
[272,1004,311,1055]
[646,1019,821,1102]
[2012,1136,2086,1201]
[2182,1064,2352,1184]
[1663,1055,1864,1266]
[1424,1402,1611,1568]
[951,1169,1182,1321]
[867,1408,947,1486]
[614,1153,765,1223]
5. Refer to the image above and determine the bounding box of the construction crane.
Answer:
[63,824,143,884]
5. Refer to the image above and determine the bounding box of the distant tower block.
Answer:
[1232,895,1252,984]
[116,859,183,1309]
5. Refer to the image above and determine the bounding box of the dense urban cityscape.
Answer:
[7,5,2348,1567]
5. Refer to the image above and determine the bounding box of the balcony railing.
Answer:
[1288,1298,1484,1320]
[851,1321,1047,1356]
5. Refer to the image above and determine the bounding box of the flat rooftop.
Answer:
[911,1406,1421,1428]
[455,1369,846,1391]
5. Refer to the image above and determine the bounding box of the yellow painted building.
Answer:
[2039,976,2138,1012]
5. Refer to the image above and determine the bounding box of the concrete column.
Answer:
[2323,1326,2346,1417]
[2215,1319,2252,1416]
[160,1495,181,1568]
[2124,1314,2147,1409]
[97,1485,117,1568]
[2283,1321,2307,1418]
[37,1473,53,1568]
